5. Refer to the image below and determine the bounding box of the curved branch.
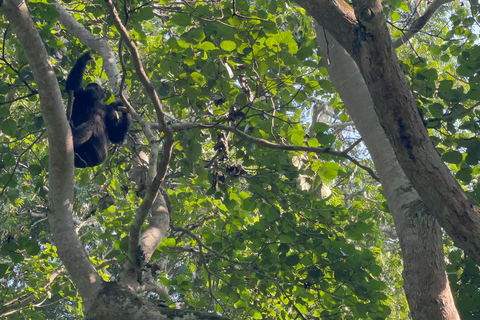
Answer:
[53,1,121,93]
[104,0,168,130]
[171,122,379,181]
[103,0,175,279]
[392,0,454,48]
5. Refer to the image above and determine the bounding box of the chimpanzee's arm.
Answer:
[71,121,94,147]
[66,52,93,92]
[105,105,131,144]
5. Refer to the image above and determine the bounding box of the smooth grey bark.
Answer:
[296,0,480,270]
[314,25,459,319]
[1,0,103,310]
[2,1,191,318]
[52,0,170,294]
[53,1,121,94]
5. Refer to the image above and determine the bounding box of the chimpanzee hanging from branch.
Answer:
[66,52,131,168]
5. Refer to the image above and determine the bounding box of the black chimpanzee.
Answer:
[66,52,131,168]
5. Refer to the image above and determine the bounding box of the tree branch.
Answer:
[392,0,454,48]
[53,1,121,93]
[2,0,102,309]
[171,122,379,181]
[103,0,175,281]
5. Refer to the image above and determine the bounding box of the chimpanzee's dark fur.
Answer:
[66,52,131,168]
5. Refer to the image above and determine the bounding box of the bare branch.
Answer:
[103,0,175,280]
[171,122,379,181]
[392,0,454,48]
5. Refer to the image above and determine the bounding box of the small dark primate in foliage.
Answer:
[66,52,131,168]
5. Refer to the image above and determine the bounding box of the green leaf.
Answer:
[190,72,206,85]
[391,11,400,22]
[199,41,216,51]
[220,40,237,51]
[322,162,339,180]
[291,128,305,145]
[428,103,443,118]
[250,310,262,319]
[456,168,472,183]
[296,46,313,61]
[313,122,329,133]
[1,242,17,255]
[0,107,9,117]
[442,151,463,164]
[268,0,277,14]
[166,238,176,247]
[1,118,17,137]
[307,267,322,279]
[307,138,319,147]
[28,164,43,175]
[136,6,155,21]
[466,89,480,100]
[423,68,438,81]
[266,208,280,222]
[346,221,371,240]
[285,254,300,266]
[278,243,289,254]
[171,13,191,26]
[188,142,202,161]
[0,264,9,278]
[370,264,383,277]
[26,241,41,256]
[119,236,129,252]
[10,252,24,263]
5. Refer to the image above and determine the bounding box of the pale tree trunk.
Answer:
[296,0,480,267]
[1,0,215,318]
[315,25,459,319]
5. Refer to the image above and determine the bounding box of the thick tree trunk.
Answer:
[296,0,480,267]
[1,1,219,318]
[314,25,459,319]
[1,0,103,310]
[86,282,226,320]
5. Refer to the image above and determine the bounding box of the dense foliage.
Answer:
[1,0,480,319]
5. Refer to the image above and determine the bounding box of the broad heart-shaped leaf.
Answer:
[428,103,444,117]
[165,238,176,247]
[442,151,463,164]
[136,6,155,21]
[296,45,313,61]
[0,107,9,117]
[438,80,454,94]
[199,41,216,51]
[25,241,41,256]
[322,161,339,180]
[456,168,472,183]
[182,27,205,43]
[190,72,206,85]
[423,68,438,81]
[457,63,476,77]
[220,40,236,51]
[346,221,371,240]
[284,254,300,266]
[170,13,192,26]
[466,89,480,100]
[187,141,202,161]
[28,164,43,175]
[0,118,17,137]
[458,139,480,163]
[291,128,305,145]
[10,252,24,263]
